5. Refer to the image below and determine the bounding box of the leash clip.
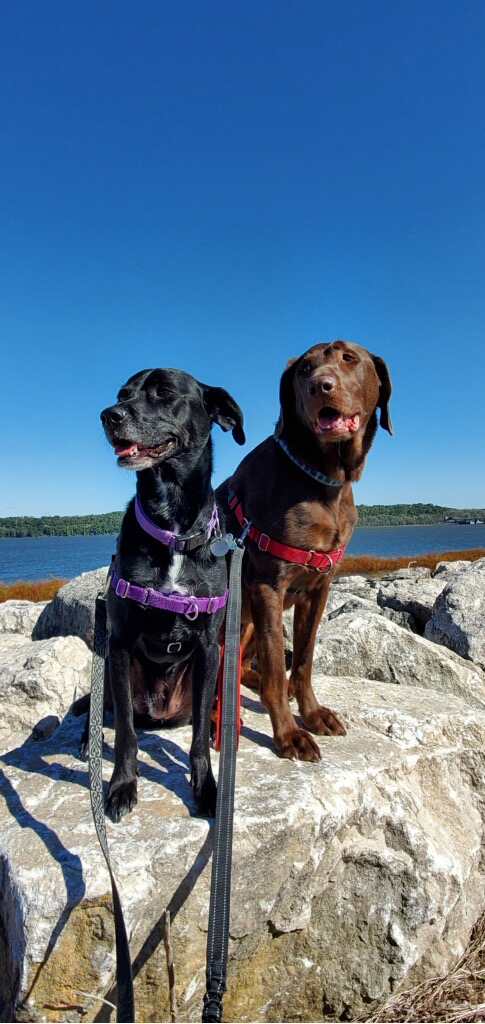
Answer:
[239,518,252,544]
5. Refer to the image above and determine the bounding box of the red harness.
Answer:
[228,492,346,573]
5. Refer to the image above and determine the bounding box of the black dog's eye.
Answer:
[154,384,174,399]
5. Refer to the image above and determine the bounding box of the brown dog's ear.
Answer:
[202,385,245,445]
[372,355,393,435]
[274,356,300,438]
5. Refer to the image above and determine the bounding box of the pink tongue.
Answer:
[115,444,137,456]
[318,412,344,430]
[317,412,360,432]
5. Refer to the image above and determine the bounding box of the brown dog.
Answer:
[217,340,392,761]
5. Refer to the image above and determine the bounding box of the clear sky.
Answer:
[2,0,484,517]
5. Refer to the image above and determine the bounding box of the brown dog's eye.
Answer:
[299,363,312,377]
[342,353,356,363]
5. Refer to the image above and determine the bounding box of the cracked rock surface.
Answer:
[0,677,484,1023]
[1,559,484,1022]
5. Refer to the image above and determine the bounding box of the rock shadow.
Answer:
[0,767,86,1015]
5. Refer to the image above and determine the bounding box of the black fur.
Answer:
[77,368,244,822]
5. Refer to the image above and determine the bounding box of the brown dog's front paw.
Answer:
[277,728,321,762]
[241,667,260,691]
[105,779,138,823]
[301,705,346,736]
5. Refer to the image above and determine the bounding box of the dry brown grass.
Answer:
[362,911,485,1022]
[0,578,67,603]
[338,549,485,577]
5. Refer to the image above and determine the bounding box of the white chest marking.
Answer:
[160,523,190,595]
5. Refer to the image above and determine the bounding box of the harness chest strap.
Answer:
[110,571,228,619]
[228,492,346,572]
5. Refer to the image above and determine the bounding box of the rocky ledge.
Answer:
[0,557,484,1023]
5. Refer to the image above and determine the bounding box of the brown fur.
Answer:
[217,340,392,761]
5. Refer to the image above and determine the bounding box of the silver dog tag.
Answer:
[210,533,236,557]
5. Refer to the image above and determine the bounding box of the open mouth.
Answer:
[113,439,176,463]
[314,407,361,436]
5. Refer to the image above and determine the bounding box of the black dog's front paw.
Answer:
[190,756,217,816]
[105,778,138,823]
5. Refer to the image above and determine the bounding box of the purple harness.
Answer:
[111,497,228,618]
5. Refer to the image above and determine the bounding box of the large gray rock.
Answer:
[0,600,48,638]
[0,678,484,1023]
[33,568,109,649]
[377,577,445,631]
[378,567,431,580]
[0,636,91,750]
[381,607,419,632]
[313,612,485,708]
[328,597,418,633]
[431,560,472,578]
[425,563,485,671]
[328,595,380,620]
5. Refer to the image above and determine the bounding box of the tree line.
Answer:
[1,504,485,537]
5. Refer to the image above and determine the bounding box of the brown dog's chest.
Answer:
[283,492,357,554]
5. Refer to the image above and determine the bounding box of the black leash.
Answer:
[87,545,243,1023]
[202,543,244,1023]
[88,595,135,1023]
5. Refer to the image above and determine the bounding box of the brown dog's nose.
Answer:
[307,374,337,397]
[100,405,128,427]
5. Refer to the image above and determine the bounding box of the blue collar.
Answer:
[274,436,343,488]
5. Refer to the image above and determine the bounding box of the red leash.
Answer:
[228,491,346,573]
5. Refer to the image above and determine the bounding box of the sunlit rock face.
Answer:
[1,559,484,1022]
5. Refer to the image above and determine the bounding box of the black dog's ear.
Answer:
[274,356,300,438]
[202,385,245,445]
[372,355,393,435]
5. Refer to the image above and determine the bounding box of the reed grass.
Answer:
[338,548,485,576]
[0,578,67,603]
[362,910,485,1022]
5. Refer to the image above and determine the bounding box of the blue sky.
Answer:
[2,0,484,517]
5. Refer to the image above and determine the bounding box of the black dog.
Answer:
[79,368,244,822]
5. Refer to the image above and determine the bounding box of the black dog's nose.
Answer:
[100,405,128,427]
[307,374,337,397]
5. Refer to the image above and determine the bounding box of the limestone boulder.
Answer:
[328,595,380,620]
[378,567,431,580]
[381,607,418,632]
[33,568,109,649]
[376,577,445,631]
[0,678,484,1023]
[333,574,379,597]
[431,560,472,578]
[425,563,485,671]
[313,612,485,708]
[0,636,91,751]
[0,600,48,638]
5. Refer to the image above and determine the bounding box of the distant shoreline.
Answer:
[1,504,485,537]
[3,522,485,538]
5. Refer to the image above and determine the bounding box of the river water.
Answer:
[1,524,484,583]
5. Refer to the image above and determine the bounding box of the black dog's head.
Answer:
[101,368,245,470]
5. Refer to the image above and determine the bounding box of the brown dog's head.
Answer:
[275,340,392,474]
